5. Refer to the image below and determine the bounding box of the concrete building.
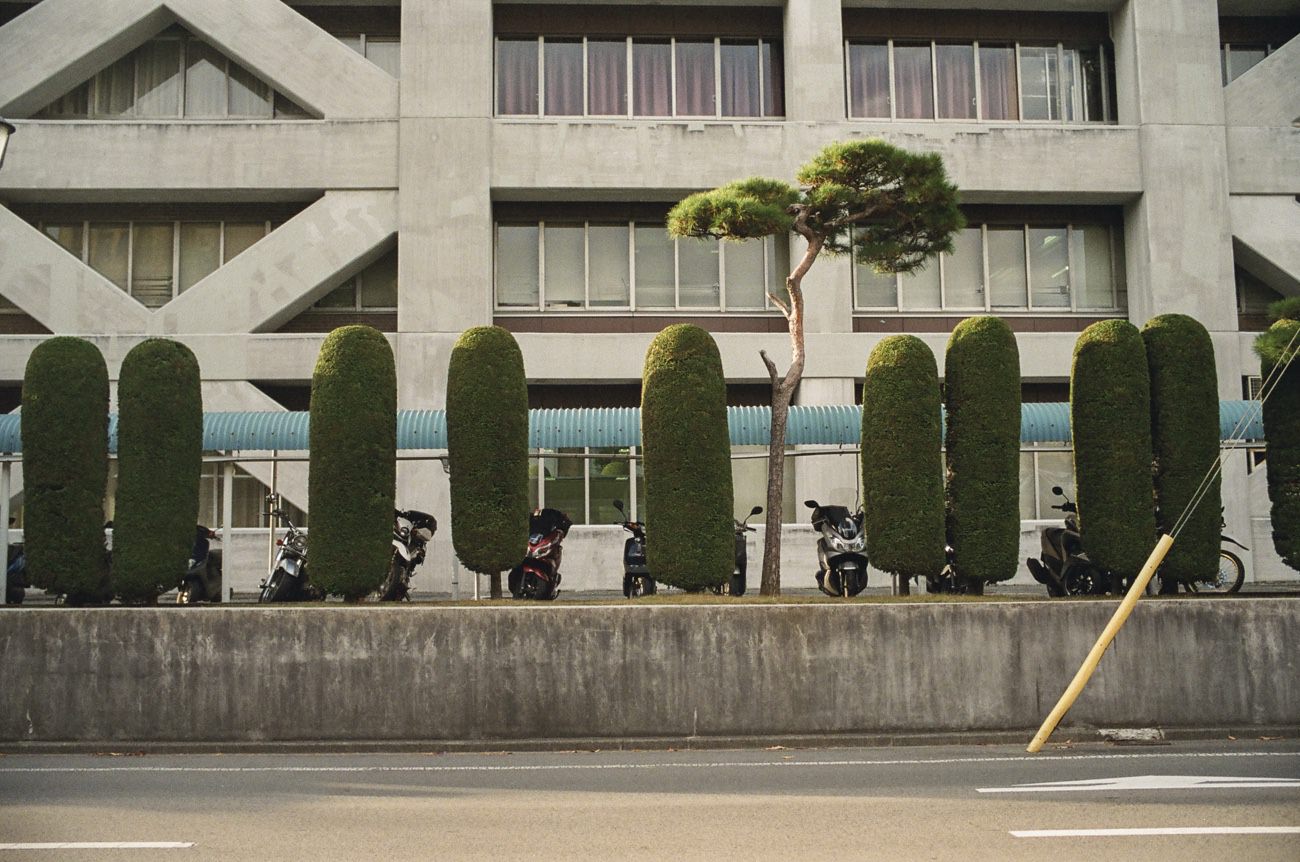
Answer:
[0,0,1296,595]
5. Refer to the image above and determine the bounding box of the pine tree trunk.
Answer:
[758,228,819,596]
[490,571,502,599]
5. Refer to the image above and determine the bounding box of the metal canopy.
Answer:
[0,401,1267,454]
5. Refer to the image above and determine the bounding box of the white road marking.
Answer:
[0,843,193,851]
[1011,827,1300,839]
[980,774,1300,793]
[0,750,1295,775]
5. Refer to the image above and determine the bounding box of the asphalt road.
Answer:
[1,739,1297,860]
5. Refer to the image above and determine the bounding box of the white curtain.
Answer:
[135,40,181,117]
[178,223,220,292]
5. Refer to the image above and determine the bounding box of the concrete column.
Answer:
[783,0,846,123]
[399,0,494,337]
[1113,0,1236,332]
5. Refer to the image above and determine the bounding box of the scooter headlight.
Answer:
[830,534,865,553]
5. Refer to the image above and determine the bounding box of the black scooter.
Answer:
[1026,486,1111,596]
[177,525,221,604]
[716,505,763,596]
[613,499,655,598]
[379,508,437,601]
[806,500,868,597]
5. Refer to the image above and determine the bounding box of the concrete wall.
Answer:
[1,600,1295,743]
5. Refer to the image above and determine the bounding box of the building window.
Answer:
[1019,447,1074,520]
[34,31,310,119]
[313,247,399,311]
[337,34,401,78]
[37,218,272,309]
[495,220,789,312]
[1221,43,1277,83]
[847,40,1114,123]
[496,36,784,118]
[852,222,1125,313]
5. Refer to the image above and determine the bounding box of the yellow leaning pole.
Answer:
[1026,533,1176,754]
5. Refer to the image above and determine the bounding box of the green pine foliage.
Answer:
[641,325,734,591]
[862,335,945,581]
[1142,314,1220,583]
[1255,313,1300,570]
[446,326,530,576]
[20,337,110,604]
[1267,296,1300,325]
[113,339,204,604]
[308,326,397,600]
[1070,320,1156,579]
[944,317,1021,588]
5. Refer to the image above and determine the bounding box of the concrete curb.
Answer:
[2,725,1295,756]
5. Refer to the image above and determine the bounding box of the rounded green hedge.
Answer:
[642,324,733,591]
[20,337,110,604]
[862,335,945,580]
[1257,316,1300,571]
[1142,314,1220,583]
[944,317,1021,588]
[446,326,530,579]
[112,339,204,603]
[1071,320,1156,579]
[308,325,396,600]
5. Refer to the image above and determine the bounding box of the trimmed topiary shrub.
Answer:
[446,326,530,597]
[112,339,204,603]
[1071,320,1156,581]
[862,335,945,584]
[641,324,734,591]
[944,317,1021,591]
[1256,312,1300,571]
[20,337,110,604]
[309,325,397,600]
[1142,314,1220,584]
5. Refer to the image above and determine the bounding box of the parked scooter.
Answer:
[1027,487,1249,597]
[806,500,868,597]
[379,508,437,601]
[259,508,317,603]
[177,525,221,604]
[716,505,763,596]
[509,507,571,601]
[613,499,655,598]
[923,544,980,595]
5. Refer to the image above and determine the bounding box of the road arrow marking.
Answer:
[980,774,1300,793]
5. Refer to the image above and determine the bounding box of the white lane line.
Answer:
[1011,827,1300,839]
[980,774,1300,793]
[0,843,193,851]
[0,750,1296,775]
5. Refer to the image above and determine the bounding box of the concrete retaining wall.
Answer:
[1,600,1296,744]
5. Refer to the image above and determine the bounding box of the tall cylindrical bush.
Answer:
[642,324,733,591]
[1256,313,1300,571]
[1142,314,1220,584]
[1071,320,1155,580]
[309,325,396,600]
[862,335,945,582]
[112,339,204,603]
[944,317,1021,590]
[20,337,110,603]
[446,326,529,597]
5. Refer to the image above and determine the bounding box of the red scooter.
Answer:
[508,507,571,601]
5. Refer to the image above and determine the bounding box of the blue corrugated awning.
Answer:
[0,401,1267,453]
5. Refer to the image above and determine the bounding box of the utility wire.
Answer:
[1169,323,1300,539]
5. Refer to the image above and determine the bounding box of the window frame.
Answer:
[851,222,1123,314]
[494,219,787,314]
[495,35,783,120]
[37,218,272,308]
[845,37,1114,124]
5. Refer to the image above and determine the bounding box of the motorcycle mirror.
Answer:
[1051,486,1064,496]
[612,499,625,514]
[750,505,763,516]
[803,500,818,509]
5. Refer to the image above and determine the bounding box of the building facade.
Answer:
[0,0,1296,592]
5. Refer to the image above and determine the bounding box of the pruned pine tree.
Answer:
[668,139,963,594]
